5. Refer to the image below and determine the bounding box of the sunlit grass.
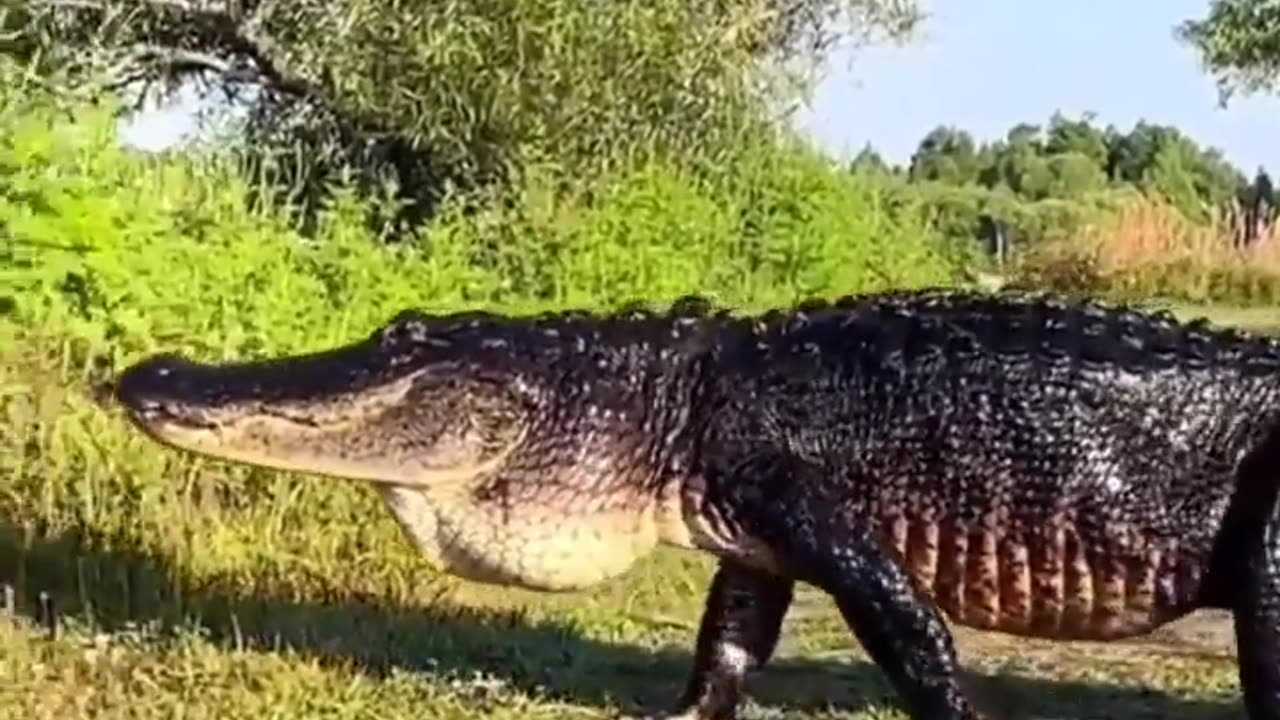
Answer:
[0,302,1262,719]
[0,58,1263,720]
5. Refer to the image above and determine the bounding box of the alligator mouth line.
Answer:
[120,398,331,439]
[120,396,221,432]
[111,349,409,436]
[110,350,530,491]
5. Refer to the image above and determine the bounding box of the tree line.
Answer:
[856,113,1272,221]
[847,111,1278,256]
[7,0,1280,250]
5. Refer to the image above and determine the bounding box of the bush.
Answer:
[867,176,1131,268]
[15,0,922,235]
[0,62,961,620]
[1009,194,1280,305]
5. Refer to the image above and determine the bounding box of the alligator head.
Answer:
[114,310,531,487]
[113,308,698,591]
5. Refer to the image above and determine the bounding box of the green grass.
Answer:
[1,64,1271,720]
[1159,301,1280,335]
[0,304,1267,720]
[0,533,1250,720]
[0,539,1249,720]
[0,591,1249,720]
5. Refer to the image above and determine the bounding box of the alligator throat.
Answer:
[373,483,670,590]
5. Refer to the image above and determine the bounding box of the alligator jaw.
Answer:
[110,309,695,592]
[112,334,528,489]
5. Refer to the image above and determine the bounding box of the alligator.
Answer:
[110,288,1280,720]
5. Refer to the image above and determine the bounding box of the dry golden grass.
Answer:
[1012,195,1280,305]
[1091,199,1280,272]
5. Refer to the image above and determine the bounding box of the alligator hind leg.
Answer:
[805,532,979,719]
[660,561,794,720]
[757,490,981,719]
[1234,471,1280,719]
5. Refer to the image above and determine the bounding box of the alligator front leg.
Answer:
[1234,471,1280,719]
[754,485,982,720]
[660,560,794,720]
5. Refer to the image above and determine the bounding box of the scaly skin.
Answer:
[110,288,1280,719]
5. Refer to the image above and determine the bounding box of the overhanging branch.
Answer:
[25,0,322,102]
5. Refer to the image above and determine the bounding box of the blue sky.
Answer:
[123,0,1280,176]
[792,0,1280,175]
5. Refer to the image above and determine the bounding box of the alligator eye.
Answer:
[378,309,433,346]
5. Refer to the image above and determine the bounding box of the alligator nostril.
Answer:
[113,352,191,411]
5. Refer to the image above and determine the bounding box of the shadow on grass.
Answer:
[0,519,1245,720]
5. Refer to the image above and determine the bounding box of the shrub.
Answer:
[1010,194,1280,305]
[0,62,960,623]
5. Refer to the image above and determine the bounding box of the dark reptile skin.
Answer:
[114,288,1280,719]
[673,562,794,719]
[668,289,1280,718]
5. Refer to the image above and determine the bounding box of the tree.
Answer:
[979,123,1045,195]
[1178,0,1280,103]
[1255,166,1276,207]
[1107,122,1177,184]
[1147,142,1207,219]
[908,126,981,184]
[849,143,891,175]
[1045,152,1106,199]
[1044,112,1108,168]
[12,0,923,233]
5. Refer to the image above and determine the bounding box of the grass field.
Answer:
[2,301,1275,720]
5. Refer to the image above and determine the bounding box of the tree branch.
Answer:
[27,0,322,101]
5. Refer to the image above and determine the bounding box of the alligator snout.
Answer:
[113,353,204,423]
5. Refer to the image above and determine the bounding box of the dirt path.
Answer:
[1138,610,1237,656]
[787,589,1239,660]
[941,609,1240,664]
